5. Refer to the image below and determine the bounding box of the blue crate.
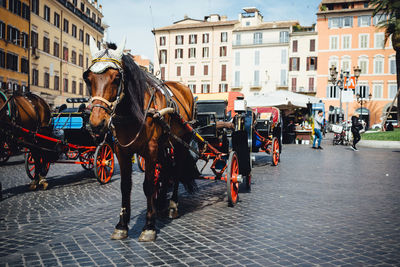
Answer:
[52,117,83,129]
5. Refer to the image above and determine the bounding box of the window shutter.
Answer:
[221,65,226,81]
[195,35,197,44]
[326,85,330,98]
[293,40,297,52]
[309,77,314,91]
[289,58,293,71]
[219,84,221,93]
[314,57,318,70]
[310,39,315,51]
[193,84,196,93]
[297,57,300,71]
[357,16,360,27]
[306,57,310,71]
[328,18,332,28]
[339,17,343,28]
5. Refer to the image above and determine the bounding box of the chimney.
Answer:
[221,15,227,21]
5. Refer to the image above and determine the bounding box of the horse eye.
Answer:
[113,75,121,85]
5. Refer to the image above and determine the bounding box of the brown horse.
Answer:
[0,91,52,189]
[85,38,198,241]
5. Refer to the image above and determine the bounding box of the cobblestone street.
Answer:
[1,139,400,266]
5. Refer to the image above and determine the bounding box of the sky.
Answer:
[100,0,322,61]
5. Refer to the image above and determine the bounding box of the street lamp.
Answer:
[329,65,344,122]
[356,91,372,127]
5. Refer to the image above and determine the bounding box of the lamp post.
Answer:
[329,65,343,123]
[356,92,372,128]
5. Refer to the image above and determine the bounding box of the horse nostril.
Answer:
[90,119,106,133]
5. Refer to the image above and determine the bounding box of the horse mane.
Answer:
[121,54,146,122]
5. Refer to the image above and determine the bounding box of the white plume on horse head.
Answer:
[89,36,100,58]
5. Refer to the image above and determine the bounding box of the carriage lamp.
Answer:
[329,65,338,83]
[353,66,361,82]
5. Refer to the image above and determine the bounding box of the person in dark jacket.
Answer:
[351,113,362,151]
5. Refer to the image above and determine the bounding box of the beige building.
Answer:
[153,15,237,94]
[30,0,104,107]
[0,0,30,93]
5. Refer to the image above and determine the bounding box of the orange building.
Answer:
[131,54,153,74]
[317,0,397,127]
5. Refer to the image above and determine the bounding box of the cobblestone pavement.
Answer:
[1,139,400,266]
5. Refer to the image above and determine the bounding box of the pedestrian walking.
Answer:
[351,112,362,151]
[312,110,324,149]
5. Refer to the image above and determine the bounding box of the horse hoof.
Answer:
[29,182,37,191]
[110,229,128,240]
[168,208,178,219]
[41,181,48,190]
[138,230,156,242]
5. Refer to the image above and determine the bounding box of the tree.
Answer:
[370,0,400,126]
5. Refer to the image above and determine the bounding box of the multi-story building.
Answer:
[316,0,397,127]
[152,14,237,94]
[131,54,153,74]
[232,8,297,96]
[288,24,318,95]
[0,0,30,93]
[30,0,104,107]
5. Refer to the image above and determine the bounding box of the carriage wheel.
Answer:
[271,137,280,166]
[137,155,145,172]
[24,152,50,180]
[227,151,239,207]
[0,142,11,163]
[79,151,94,170]
[94,143,114,184]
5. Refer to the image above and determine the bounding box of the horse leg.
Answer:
[38,156,49,190]
[169,181,179,219]
[28,151,41,190]
[111,148,132,240]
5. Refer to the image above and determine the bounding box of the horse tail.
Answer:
[175,133,199,194]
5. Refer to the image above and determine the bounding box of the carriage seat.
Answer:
[255,119,271,138]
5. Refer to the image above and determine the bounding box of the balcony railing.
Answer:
[233,40,288,46]
[55,0,104,34]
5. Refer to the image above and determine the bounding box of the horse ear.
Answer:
[115,36,126,58]
[90,36,100,58]
[102,31,108,48]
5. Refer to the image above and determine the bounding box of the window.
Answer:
[79,82,83,95]
[235,34,241,45]
[202,47,209,58]
[32,0,39,15]
[373,56,384,74]
[219,84,228,93]
[327,85,338,98]
[92,13,96,23]
[80,2,84,11]
[373,84,383,98]
[160,36,166,46]
[235,52,240,66]
[31,31,38,48]
[32,69,38,86]
[292,40,298,52]
[86,7,90,17]
[373,14,386,26]
[201,84,210,93]
[54,12,60,28]
[389,84,397,99]
[307,57,318,71]
[21,32,28,48]
[234,71,240,87]
[343,16,353,27]
[356,84,369,98]
[374,33,385,48]
[53,41,59,57]
[20,58,28,73]
[72,25,77,38]
[253,70,260,86]
[255,51,260,66]
[0,49,5,68]
[44,5,50,22]
[79,54,83,67]
[1,0,6,8]
[0,21,5,39]
[328,17,341,28]
[389,58,396,74]
[342,59,350,72]
[54,75,59,91]
[309,77,314,92]
[219,46,227,57]
[359,34,369,48]
[189,34,197,44]
[176,66,181,76]
[203,65,208,76]
[190,65,195,76]
[63,78,68,93]
[44,72,49,88]
[358,15,371,27]
[359,59,368,74]
[291,77,297,91]
[63,19,69,33]
[281,49,286,64]
[22,3,29,20]
[176,35,183,45]
[86,56,88,68]
[188,84,196,93]
[159,50,167,64]
[71,50,77,64]
[188,48,196,58]
[280,69,287,86]
[203,33,209,43]
[63,46,68,61]
[6,53,18,71]
[85,33,89,45]
[254,32,262,44]
[279,31,289,43]
[330,36,338,50]
[342,35,351,49]
[72,80,76,94]
[72,0,77,6]
[175,49,183,59]
[221,64,226,81]
[310,39,316,52]
[43,36,50,53]
[79,29,83,42]
[221,32,227,42]
[289,57,300,71]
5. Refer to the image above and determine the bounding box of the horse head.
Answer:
[84,36,126,135]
